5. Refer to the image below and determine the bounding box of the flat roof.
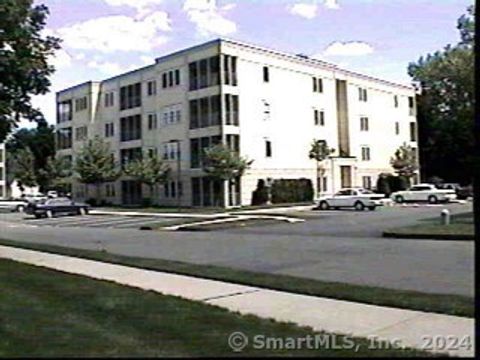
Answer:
[58,38,414,94]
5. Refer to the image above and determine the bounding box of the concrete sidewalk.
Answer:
[0,245,474,357]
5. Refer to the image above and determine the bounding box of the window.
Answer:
[162,73,168,88]
[362,176,372,189]
[394,95,399,108]
[209,56,220,86]
[313,77,323,93]
[395,122,400,135]
[75,126,88,141]
[57,100,72,123]
[360,117,369,131]
[189,56,223,91]
[322,176,328,192]
[75,97,88,112]
[105,183,116,197]
[0,149,3,163]
[408,96,415,115]
[190,138,200,168]
[120,114,142,141]
[361,146,371,161]
[120,147,142,168]
[221,55,237,86]
[56,127,72,149]
[225,94,239,126]
[262,100,271,121]
[175,69,180,85]
[410,122,417,142]
[359,87,368,102]
[265,140,272,157]
[147,80,156,96]
[148,148,157,158]
[163,142,179,160]
[314,110,325,126]
[263,66,269,83]
[162,69,181,89]
[190,136,220,168]
[104,92,114,107]
[105,122,115,137]
[189,95,222,129]
[120,83,141,110]
[148,113,157,130]
[199,59,208,88]
[226,134,240,153]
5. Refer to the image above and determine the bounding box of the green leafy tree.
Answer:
[390,143,418,184]
[408,5,474,184]
[124,152,171,205]
[308,139,335,196]
[39,156,72,193]
[203,144,253,206]
[0,1,61,142]
[10,148,37,193]
[74,137,120,200]
[6,123,55,191]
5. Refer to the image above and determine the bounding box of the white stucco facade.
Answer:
[56,38,419,207]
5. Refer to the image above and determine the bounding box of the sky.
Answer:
[31,0,473,126]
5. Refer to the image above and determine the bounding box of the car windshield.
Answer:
[358,189,374,194]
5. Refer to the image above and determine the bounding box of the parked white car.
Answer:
[21,193,48,203]
[0,199,29,212]
[390,183,456,204]
[318,188,385,211]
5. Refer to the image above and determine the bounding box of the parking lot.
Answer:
[0,212,183,230]
[0,200,473,296]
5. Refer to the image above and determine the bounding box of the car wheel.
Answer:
[319,201,330,210]
[16,205,25,213]
[395,195,404,203]
[368,205,376,211]
[428,195,438,204]
[79,207,88,215]
[46,210,54,218]
[354,201,365,211]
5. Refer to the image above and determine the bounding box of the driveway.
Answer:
[0,202,474,296]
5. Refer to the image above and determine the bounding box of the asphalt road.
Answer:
[0,202,474,296]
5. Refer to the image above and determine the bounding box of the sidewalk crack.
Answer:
[201,289,261,302]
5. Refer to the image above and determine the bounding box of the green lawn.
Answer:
[96,202,313,214]
[384,212,474,240]
[0,239,473,318]
[0,259,437,357]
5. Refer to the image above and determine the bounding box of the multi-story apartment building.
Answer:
[0,142,6,199]
[56,38,419,207]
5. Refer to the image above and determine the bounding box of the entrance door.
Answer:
[340,166,352,188]
[122,181,142,205]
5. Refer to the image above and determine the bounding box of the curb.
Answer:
[382,232,474,241]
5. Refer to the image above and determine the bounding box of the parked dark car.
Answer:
[437,183,473,200]
[456,185,473,200]
[25,197,89,218]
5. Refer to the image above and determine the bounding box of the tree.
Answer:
[74,137,120,200]
[123,152,170,205]
[39,156,72,193]
[6,123,56,191]
[390,143,418,186]
[0,1,61,142]
[308,139,334,196]
[408,6,475,184]
[10,148,37,193]
[203,144,253,206]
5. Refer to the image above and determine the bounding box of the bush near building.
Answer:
[376,173,410,197]
[271,179,314,204]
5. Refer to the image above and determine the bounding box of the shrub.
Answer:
[251,179,269,206]
[427,176,444,187]
[271,178,314,204]
[376,173,392,197]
